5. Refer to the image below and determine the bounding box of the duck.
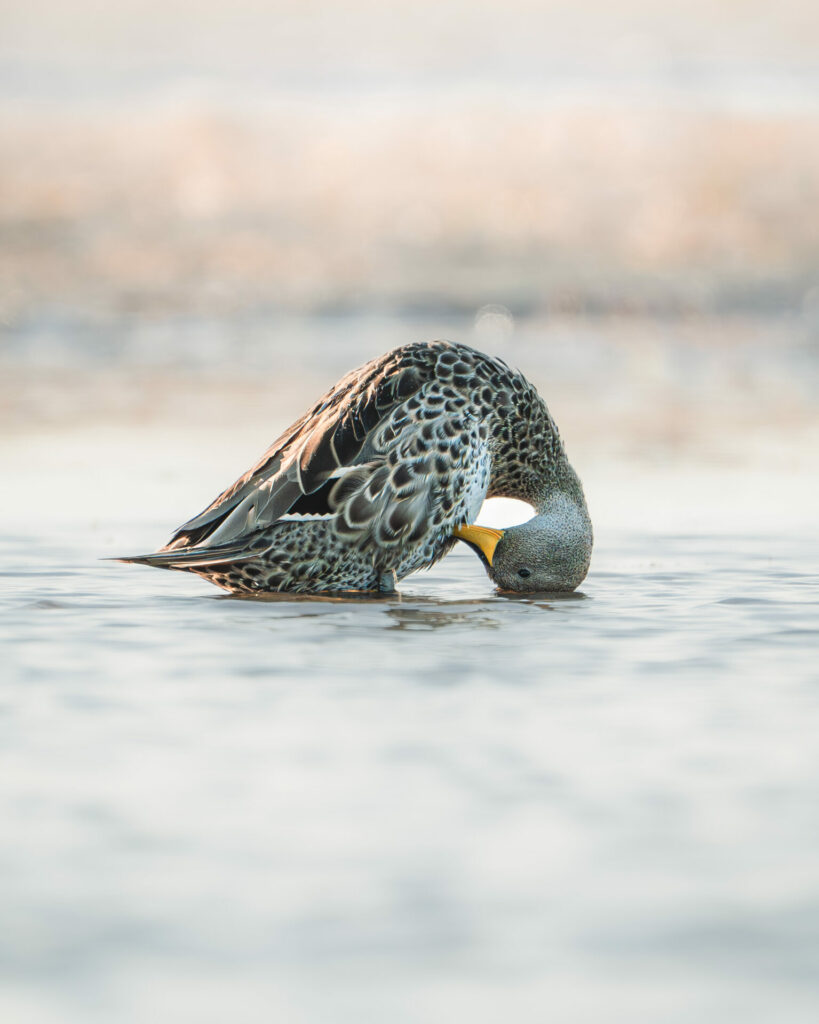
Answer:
[116,340,592,594]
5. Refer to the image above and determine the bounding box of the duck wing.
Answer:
[323,380,487,553]
[161,343,446,552]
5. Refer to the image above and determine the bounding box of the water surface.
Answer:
[2,526,818,1023]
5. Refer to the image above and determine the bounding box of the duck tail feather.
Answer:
[108,540,256,569]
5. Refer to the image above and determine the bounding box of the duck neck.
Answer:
[533,462,593,541]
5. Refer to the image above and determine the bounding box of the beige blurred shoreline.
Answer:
[3,0,817,324]
[2,98,818,325]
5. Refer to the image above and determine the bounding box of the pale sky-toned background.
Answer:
[1,0,817,523]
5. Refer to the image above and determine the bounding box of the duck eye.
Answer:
[517,568,531,579]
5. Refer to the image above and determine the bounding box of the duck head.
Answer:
[454,490,592,593]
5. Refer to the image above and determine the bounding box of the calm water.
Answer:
[2,525,818,1023]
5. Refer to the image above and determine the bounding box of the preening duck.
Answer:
[117,341,592,594]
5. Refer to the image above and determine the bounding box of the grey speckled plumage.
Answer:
[118,340,591,594]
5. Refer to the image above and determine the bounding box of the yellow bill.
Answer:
[453,524,505,567]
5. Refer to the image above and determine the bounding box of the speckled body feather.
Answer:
[121,341,575,594]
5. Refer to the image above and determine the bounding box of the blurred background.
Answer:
[1,0,817,532]
[2,4,819,1024]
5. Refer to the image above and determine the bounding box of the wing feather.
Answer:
[327,381,485,553]
[161,344,444,551]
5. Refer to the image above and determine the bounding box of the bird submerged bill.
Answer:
[453,524,505,568]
